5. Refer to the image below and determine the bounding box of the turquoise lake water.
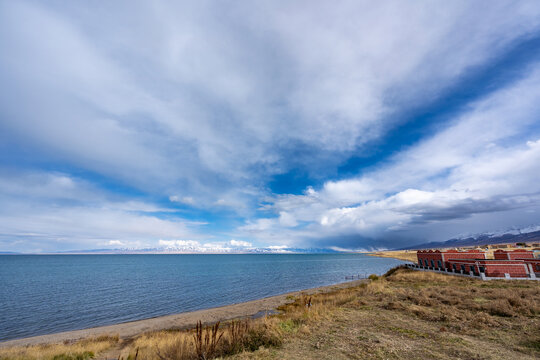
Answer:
[0,254,405,341]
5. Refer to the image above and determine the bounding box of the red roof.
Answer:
[417,249,485,254]
[495,249,531,252]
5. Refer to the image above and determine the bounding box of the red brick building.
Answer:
[522,259,540,274]
[417,249,486,270]
[446,259,530,278]
[494,249,534,260]
[415,249,538,279]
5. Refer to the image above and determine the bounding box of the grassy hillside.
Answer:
[2,267,539,360]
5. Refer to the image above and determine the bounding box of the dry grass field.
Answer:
[367,250,418,262]
[2,267,539,360]
[0,335,119,360]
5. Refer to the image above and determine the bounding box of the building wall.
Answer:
[446,260,479,275]
[447,259,529,278]
[522,259,540,272]
[494,250,534,260]
[417,250,487,269]
[443,250,485,259]
[443,250,485,269]
[417,251,443,268]
[484,264,528,277]
[417,250,535,278]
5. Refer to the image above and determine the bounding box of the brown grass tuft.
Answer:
[0,335,119,360]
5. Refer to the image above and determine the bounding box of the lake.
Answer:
[0,254,405,341]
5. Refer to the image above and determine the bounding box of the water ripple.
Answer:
[0,254,404,341]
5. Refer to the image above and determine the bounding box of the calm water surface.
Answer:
[0,254,405,341]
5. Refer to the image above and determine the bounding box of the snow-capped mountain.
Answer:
[402,225,540,250]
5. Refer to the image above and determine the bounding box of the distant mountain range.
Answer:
[3,225,540,254]
[48,247,343,255]
[401,228,540,250]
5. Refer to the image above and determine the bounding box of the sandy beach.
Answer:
[0,279,366,348]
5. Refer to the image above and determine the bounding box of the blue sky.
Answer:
[2,0,540,252]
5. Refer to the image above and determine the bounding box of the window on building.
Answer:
[424,259,428,267]
[452,264,457,271]
[479,266,485,273]
[460,265,465,272]
[437,260,442,268]
[430,260,435,268]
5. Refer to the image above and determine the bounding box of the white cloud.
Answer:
[266,245,292,253]
[0,170,207,252]
[158,240,201,248]
[2,0,540,206]
[239,63,540,247]
[278,212,298,227]
[169,196,195,205]
[2,1,540,250]
[157,239,237,252]
[229,239,252,247]
[268,245,288,250]
[240,218,276,232]
[107,240,124,246]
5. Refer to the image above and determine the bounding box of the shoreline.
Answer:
[0,279,367,348]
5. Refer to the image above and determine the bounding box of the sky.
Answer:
[2,0,540,252]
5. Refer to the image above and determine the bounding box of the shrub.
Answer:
[242,327,282,351]
[152,318,283,360]
[193,321,222,359]
[483,299,516,317]
[278,319,299,333]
